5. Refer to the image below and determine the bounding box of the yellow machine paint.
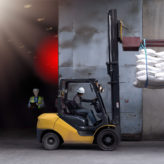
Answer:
[54,117,93,143]
[37,113,59,129]
[37,113,116,144]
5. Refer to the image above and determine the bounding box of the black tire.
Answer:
[97,129,119,151]
[42,132,61,150]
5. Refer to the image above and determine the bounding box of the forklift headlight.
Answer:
[99,85,104,93]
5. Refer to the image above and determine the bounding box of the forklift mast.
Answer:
[107,9,164,126]
[107,9,120,125]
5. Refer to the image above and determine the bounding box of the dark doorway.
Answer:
[0,0,58,133]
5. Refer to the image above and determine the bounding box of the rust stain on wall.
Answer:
[60,60,73,67]
[74,26,99,43]
[60,26,99,49]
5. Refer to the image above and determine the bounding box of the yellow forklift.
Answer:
[37,79,120,151]
[36,9,122,151]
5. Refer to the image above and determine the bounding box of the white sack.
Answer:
[136,70,156,77]
[136,65,160,72]
[155,72,164,78]
[156,52,164,58]
[139,49,156,57]
[134,48,164,89]
[136,55,164,62]
[154,62,164,68]
[136,59,157,66]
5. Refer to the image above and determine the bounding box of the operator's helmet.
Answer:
[77,87,85,94]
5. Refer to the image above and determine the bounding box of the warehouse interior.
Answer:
[0,0,164,140]
[0,0,58,132]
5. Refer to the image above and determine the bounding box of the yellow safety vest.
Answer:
[29,96,43,109]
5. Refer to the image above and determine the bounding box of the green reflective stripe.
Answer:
[38,97,43,104]
[30,97,35,103]
[30,96,43,104]
[38,96,43,109]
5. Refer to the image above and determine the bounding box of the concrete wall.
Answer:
[58,0,143,139]
[143,0,164,139]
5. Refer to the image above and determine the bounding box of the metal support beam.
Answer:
[107,9,120,125]
[143,40,164,47]
[122,37,164,51]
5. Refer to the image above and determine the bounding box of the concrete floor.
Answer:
[0,136,164,164]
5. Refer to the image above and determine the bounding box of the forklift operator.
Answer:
[73,87,99,126]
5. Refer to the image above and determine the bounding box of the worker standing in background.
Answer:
[28,88,45,122]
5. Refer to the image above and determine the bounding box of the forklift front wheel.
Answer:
[42,132,61,150]
[97,129,119,151]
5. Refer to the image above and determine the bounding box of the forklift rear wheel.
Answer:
[42,132,61,150]
[97,129,119,151]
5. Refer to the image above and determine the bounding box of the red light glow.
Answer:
[35,36,58,85]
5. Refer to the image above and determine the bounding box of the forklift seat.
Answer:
[64,100,77,114]
[61,113,99,133]
[65,100,88,118]
[57,99,88,127]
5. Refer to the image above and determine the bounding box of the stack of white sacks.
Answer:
[134,49,164,88]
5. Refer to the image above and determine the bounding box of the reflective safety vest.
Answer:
[29,96,44,109]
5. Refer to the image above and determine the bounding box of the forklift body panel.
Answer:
[37,113,116,144]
